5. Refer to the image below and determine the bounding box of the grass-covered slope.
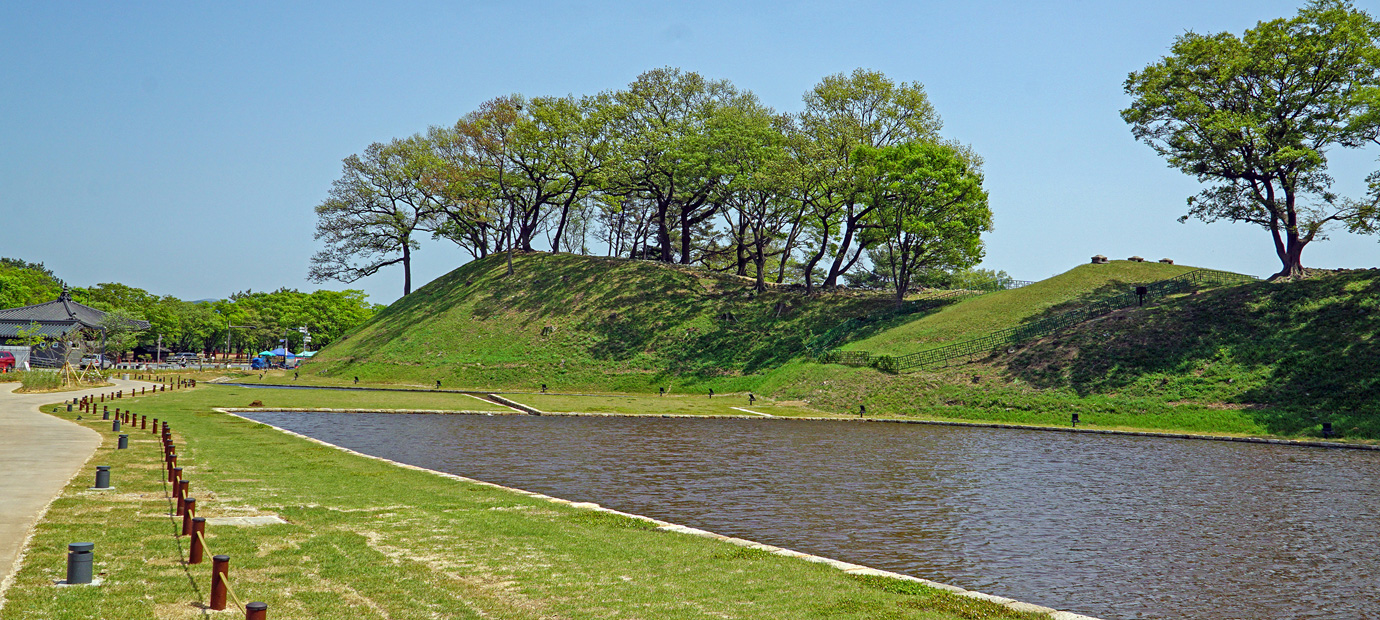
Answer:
[995,268,1380,436]
[844,260,1195,356]
[310,253,924,392]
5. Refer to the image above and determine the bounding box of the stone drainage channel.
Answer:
[228,406,1380,620]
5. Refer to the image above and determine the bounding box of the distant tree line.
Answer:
[310,68,995,301]
[0,259,377,360]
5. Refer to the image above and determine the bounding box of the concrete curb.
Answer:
[216,407,1105,620]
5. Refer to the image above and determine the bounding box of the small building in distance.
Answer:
[0,287,150,368]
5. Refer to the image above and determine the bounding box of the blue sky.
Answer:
[3,1,1377,304]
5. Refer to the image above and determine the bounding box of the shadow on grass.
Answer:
[999,271,1380,437]
[311,252,963,385]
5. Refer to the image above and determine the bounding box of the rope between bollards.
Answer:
[214,569,246,610]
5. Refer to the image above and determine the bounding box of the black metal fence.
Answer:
[818,268,1257,373]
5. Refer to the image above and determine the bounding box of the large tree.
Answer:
[1122,0,1380,278]
[309,138,444,295]
[796,69,943,291]
[605,68,758,264]
[858,141,992,302]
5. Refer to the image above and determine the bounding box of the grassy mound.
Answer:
[995,268,1380,436]
[309,253,950,392]
[280,254,1380,439]
[844,260,1195,356]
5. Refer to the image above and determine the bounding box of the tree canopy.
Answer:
[1122,0,1380,278]
[310,67,990,295]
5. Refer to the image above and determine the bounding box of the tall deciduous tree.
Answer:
[606,68,755,264]
[1123,0,1380,278]
[797,69,943,291]
[309,138,444,294]
[858,141,992,302]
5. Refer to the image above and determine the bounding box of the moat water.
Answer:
[239,411,1380,620]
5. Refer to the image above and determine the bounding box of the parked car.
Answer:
[168,352,200,366]
[0,351,15,371]
[79,354,114,369]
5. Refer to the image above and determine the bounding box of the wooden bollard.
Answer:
[181,497,196,536]
[179,479,189,501]
[173,466,183,485]
[210,554,229,610]
[246,602,267,620]
[167,455,178,482]
[175,479,188,516]
[100,394,104,402]
[141,415,146,429]
[152,418,157,433]
[189,517,206,564]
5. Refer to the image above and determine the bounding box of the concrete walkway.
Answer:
[0,378,148,605]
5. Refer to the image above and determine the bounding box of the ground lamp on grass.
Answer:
[1136,286,1148,306]
[65,543,93,585]
[1323,422,1334,439]
[708,389,714,398]
[859,405,866,417]
[749,393,755,405]
[659,387,665,396]
[94,466,110,489]
[117,434,127,450]
[1072,413,1080,428]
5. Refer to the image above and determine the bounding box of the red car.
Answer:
[0,351,15,371]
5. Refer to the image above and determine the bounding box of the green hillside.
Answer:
[843,260,1195,356]
[309,252,946,392]
[307,253,1378,439]
[995,268,1380,436]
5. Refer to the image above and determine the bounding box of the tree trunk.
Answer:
[824,216,859,288]
[753,238,767,292]
[656,201,673,262]
[680,215,694,265]
[551,200,572,254]
[402,239,412,296]
[1272,233,1307,279]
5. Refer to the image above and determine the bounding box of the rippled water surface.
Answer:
[240,412,1380,620]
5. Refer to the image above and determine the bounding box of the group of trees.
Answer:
[0,259,378,360]
[311,68,993,301]
[72,284,376,359]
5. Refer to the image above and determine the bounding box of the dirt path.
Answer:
[0,378,149,606]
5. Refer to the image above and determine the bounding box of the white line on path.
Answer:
[730,407,773,417]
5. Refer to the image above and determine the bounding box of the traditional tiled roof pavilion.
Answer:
[0,287,150,366]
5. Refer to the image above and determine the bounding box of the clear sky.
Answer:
[3,1,1377,305]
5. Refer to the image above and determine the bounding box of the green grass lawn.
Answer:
[3,387,1046,620]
